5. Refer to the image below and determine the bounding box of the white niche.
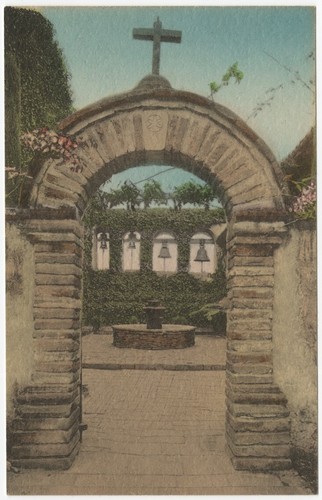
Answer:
[152,232,177,274]
[122,231,141,271]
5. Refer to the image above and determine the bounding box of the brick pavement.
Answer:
[7,335,312,495]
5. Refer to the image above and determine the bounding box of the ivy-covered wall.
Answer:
[82,208,227,331]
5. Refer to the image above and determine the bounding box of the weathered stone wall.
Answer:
[6,222,35,421]
[273,223,317,480]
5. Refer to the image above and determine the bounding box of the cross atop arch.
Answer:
[133,17,182,75]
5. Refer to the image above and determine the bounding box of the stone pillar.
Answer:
[225,210,292,470]
[9,208,83,470]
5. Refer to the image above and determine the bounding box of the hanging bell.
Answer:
[128,232,136,249]
[158,241,171,259]
[98,232,108,250]
[194,239,210,262]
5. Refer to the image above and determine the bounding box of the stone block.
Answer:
[32,370,80,385]
[226,361,273,375]
[45,172,88,202]
[41,185,78,204]
[229,309,273,320]
[189,129,223,163]
[230,244,275,258]
[226,411,290,434]
[226,371,274,385]
[34,350,80,362]
[34,298,82,309]
[227,339,272,353]
[227,319,272,331]
[33,329,81,340]
[35,285,81,299]
[228,256,274,268]
[227,352,272,365]
[30,231,83,245]
[10,441,81,470]
[229,454,292,471]
[34,319,81,330]
[11,430,80,459]
[227,401,289,418]
[226,423,289,446]
[35,274,81,286]
[16,398,79,419]
[181,119,211,158]
[35,359,81,373]
[228,275,274,288]
[34,308,80,320]
[227,436,290,458]
[33,338,80,352]
[230,287,273,299]
[232,220,288,235]
[35,263,82,276]
[16,391,79,408]
[207,140,234,167]
[25,218,83,235]
[35,241,82,254]
[230,298,272,309]
[13,407,80,432]
[228,235,283,249]
[227,330,272,342]
[13,419,80,446]
[226,388,287,405]
[229,266,274,276]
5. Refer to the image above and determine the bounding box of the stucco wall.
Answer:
[6,223,35,420]
[273,223,317,474]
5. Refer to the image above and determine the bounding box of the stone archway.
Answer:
[10,75,291,471]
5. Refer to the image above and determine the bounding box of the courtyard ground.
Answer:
[7,334,312,495]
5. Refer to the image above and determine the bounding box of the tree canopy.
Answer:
[89,180,218,212]
[5,7,73,132]
[5,7,74,205]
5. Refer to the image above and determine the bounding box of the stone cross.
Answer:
[133,17,182,75]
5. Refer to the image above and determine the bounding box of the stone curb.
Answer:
[82,362,226,371]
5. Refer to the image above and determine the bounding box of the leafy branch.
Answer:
[209,62,244,100]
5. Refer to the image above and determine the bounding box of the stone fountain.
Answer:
[112,299,195,349]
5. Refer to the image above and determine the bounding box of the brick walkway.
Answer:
[7,335,312,495]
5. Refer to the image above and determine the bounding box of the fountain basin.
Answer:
[112,324,196,350]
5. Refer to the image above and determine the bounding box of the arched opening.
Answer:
[9,80,292,472]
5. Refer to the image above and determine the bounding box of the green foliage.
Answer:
[5,7,73,131]
[142,180,166,208]
[5,52,23,205]
[92,179,217,211]
[209,62,244,99]
[82,208,227,330]
[5,7,73,205]
[170,182,217,210]
[5,52,21,169]
[188,300,227,334]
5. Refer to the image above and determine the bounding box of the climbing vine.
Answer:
[82,208,227,331]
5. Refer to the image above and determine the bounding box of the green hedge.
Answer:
[82,208,227,331]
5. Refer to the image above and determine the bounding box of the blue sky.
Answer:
[37,6,316,193]
[11,5,315,195]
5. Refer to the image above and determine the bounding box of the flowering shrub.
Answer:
[289,180,316,220]
[21,127,82,172]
